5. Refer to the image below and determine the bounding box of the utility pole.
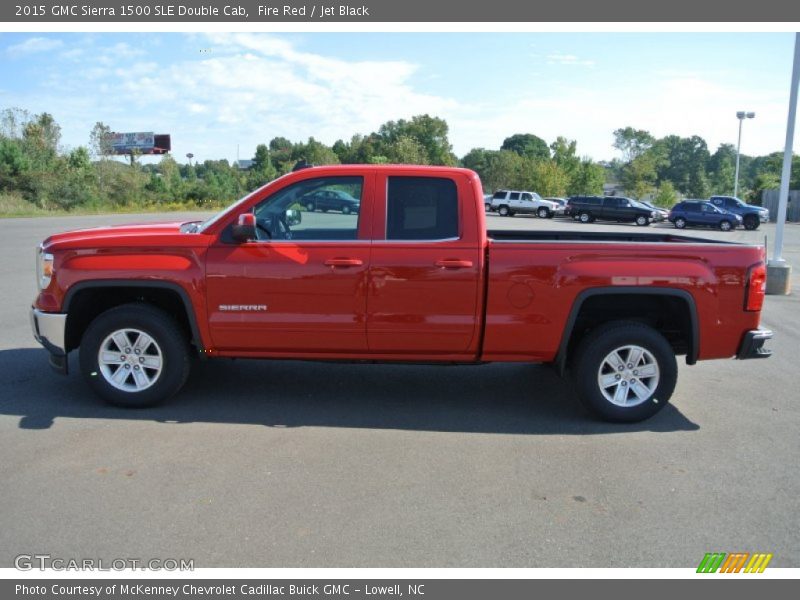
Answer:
[766,32,799,295]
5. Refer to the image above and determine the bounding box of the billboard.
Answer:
[109,132,171,155]
[110,131,155,153]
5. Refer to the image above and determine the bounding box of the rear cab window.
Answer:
[386,176,459,241]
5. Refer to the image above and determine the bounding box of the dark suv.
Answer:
[567,196,655,226]
[668,200,743,231]
[301,190,360,214]
[709,196,769,230]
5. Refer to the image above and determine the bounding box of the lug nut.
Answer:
[630,379,636,384]
[134,365,139,371]
[124,364,130,369]
[633,370,638,375]
[618,365,624,371]
[615,374,621,380]
[627,363,633,368]
[120,355,125,361]
[135,349,141,355]
[125,348,131,353]
[139,357,145,364]
[621,381,627,386]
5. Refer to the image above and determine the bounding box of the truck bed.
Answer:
[487,229,735,244]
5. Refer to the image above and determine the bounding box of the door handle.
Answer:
[324,258,363,267]
[435,259,473,269]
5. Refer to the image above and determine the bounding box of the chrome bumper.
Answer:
[30,307,68,373]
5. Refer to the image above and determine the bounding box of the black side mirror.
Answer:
[232,213,256,242]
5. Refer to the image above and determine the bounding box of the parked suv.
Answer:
[668,200,743,231]
[638,200,669,222]
[301,189,360,214]
[567,196,655,226]
[709,196,769,230]
[491,190,559,218]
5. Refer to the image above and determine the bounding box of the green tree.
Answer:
[378,115,456,165]
[613,127,654,161]
[569,159,606,196]
[501,133,550,161]
[652,181,678,207]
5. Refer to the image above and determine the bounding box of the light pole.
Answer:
[186,152,194,167]
[733,111,755,198]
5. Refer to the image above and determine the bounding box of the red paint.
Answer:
[35,165,767,364]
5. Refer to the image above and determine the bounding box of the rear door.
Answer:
[367,173,483,355]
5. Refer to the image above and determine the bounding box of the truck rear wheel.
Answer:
[579,211,593,223]
[79,303,191,408]
[498,205,511,216]
[572,321,677,422]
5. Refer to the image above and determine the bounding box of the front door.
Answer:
[205,175,373,354]
[366,173,483,355]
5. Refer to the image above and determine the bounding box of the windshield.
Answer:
[532,192,544,201]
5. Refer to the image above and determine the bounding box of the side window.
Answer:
[386,176,459,241]
[684,203,699,213]
[251,176,362,241]
[521,193,533,202]
[492,191,506,200]
[509,192,521,201]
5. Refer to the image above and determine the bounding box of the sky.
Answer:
[0,32,798,165]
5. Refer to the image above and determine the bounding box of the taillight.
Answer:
[745,262,766,312]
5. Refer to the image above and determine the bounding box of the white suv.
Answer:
[490,190,558,218]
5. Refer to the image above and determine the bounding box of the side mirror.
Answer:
[286,208,302,226]
[232,213,256,242]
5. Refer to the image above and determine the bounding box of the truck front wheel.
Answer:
[573,321,677,422]
[79,303,191,408]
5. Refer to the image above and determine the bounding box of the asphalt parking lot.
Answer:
[0,211,798,568]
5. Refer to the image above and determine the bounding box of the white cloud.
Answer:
[6,37,63,57]
[546,52,595,67]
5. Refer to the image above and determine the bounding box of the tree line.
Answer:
[0,107,796,214]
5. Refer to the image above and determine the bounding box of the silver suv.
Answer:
[490,190,559,218]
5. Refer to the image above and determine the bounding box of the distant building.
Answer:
[235,159,254,170]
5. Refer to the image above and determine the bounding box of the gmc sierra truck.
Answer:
[30,165,773,422]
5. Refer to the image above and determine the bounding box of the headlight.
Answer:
[36,245,54,290]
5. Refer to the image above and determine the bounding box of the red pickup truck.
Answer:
[30,165,772,422]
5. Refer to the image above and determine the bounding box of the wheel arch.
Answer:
[554,287,699,375]
[62,280,204,355]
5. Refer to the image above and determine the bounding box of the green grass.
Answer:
[0,192,227,218]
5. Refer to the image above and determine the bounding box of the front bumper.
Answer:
[760,212,769,223]
[736,328,773,360]
[30,307,68,374]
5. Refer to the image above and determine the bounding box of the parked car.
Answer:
[567,196,655,226]
[709,196,769,230]
[545,197,568,216]
[301,189,360,214]
[31,165,771,423]
[491,190,559,218]
[668,200,744,231]
[484,193,494,212]
[638,200,669,222]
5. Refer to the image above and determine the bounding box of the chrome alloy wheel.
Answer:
[98,328,163,392]
[596,344,660,407]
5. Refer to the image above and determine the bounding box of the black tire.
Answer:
[498,205,510,217]
[572,321,678,422]
[485,203,492,212]
[579,211,592,224]
[744,216,759,231]
[537,207,550,219]
[79,303,191,408]
[719,219,733,232]
[635,215,649,226]
[674,217,686,229]
[342,205,351,215]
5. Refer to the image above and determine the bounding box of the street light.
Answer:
[186,152,194,167]
[733,111,755,198]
